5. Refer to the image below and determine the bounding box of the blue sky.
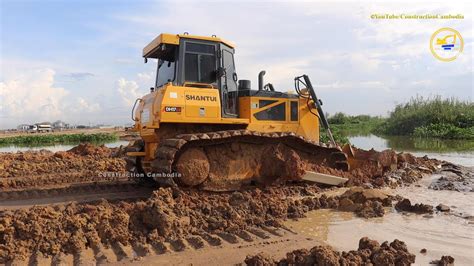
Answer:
[1,0,472,129]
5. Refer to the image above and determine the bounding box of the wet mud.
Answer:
[0,185,402,262]
[0,143,126,190]
[245,237,416,265]
[0,143,466,264]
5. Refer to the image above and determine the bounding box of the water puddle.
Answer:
[286,208,473,265]
[286,171,474,265]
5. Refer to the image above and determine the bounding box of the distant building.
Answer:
[98,125,114,129]
[52,120,70,131]
[17,124,30,131]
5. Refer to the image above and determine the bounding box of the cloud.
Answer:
[137,71,154,85]
[0,69,68,123]
[69,97,100,113]
[1,1,471,127]
[0,69,103,127]
[62,72,95,81]
[116,78,143,107]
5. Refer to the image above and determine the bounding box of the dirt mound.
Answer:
[431,255,455,265]
[0,144,126,190]
[395,198,433,214]
[244,252,276,266]
[67,143,112,157]
[337,187,393,218]
[245,237,415,266]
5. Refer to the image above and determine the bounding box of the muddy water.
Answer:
[286,171,474,265]
[286,208,473,265]
[349,134,474,167]
[286,134,474,264]
[0,140,130,153]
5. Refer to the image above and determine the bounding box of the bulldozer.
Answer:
[126,33,352,191]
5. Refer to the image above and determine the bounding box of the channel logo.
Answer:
[430,28,464,62]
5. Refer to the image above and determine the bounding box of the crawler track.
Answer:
[130,129,349,190]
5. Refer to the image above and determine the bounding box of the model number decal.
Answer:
[164,106,182,112]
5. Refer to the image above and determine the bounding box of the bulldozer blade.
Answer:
[342,143,355,158]
[302,171,348,186]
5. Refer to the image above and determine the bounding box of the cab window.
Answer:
[184,42,216,83]
[156,59,176,88]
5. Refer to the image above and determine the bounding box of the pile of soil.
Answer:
[309,150,443,190]
[0,144,126,190]
[245,237,416,265]
[395,198,434,214]
[0,186,394,262]
[67,143,113,156]
[431,255,455,265]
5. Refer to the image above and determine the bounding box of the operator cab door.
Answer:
[179,40,219,87]
[220,45,238,117]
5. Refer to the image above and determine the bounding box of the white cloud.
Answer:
[72,97,100,113]
[116,78,142,107]
[137,71,154,85]
[0,69,104,127]
[1,0,471,127]
[0,69,68,123]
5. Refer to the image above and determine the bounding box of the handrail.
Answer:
[131,98,142,121]
[182,82,216,89]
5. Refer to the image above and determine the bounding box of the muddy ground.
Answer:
[0,144,126,191]
[245,237,418,265]
[0,143,467,264]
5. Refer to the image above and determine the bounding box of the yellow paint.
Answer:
[143,33,235,57]
[133,83,320,160]
[134,33,323,161]
[134,84,249,128]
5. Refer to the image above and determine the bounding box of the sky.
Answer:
[0,0,472,129]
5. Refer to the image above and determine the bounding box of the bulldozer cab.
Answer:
[143,33,238,118]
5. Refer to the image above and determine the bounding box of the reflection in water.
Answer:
[0,140,131,153]
[349,134,474,167]
[385,136,474,153]
[349,134,473,153]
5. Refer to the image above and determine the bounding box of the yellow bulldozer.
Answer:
[126,33,356,191]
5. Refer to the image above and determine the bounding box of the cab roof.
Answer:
[143,33,235,59]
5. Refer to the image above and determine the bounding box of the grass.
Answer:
[320,113,385,144]
[377,96,474,139]
[0,133,118,146]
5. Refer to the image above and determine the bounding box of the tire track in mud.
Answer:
[6,226,295,265]
[0,181,155,210]
[0,184,398,264]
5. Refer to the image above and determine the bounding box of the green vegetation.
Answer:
[320,113,384,144]
[377,96,474,140]
[0,133,118,146]
[319,127,350,144]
